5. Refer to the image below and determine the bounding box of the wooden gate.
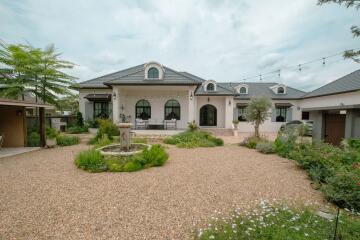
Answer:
[325,114,346,146]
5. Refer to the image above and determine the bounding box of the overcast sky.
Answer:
[1,0,359,92]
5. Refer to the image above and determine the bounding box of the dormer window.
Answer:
[234,83,248,94]
[144,62,164,80]
[239,87,247,94]
[277,87,285,94]
[207,83,215,91]
[148,67,159,79]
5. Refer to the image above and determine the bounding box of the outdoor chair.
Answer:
[135,118,148,129]
[164,119,177,130]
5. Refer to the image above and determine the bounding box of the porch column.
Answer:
[188,89,195,123]
[112,87,120,123]
[39,107,46,147]
[225,96,233,129]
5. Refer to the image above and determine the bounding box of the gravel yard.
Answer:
[0,141,323,240]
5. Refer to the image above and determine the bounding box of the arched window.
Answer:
[277,87,285,94]
[164,99,180,120]
[239,87,247,94]
[148,67,159,79]
[135,99,151,120]
[207,83,215,91]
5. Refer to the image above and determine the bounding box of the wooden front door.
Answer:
[325,114,346,146]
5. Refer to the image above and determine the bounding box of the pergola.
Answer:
[0,98,53,147]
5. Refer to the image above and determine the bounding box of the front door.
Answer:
[325,113,346,146]
[200,104,217,126]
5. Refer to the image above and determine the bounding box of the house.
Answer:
[0,98,53,147]
[76,61,360,145]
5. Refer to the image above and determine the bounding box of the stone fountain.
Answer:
[97,122,150,157]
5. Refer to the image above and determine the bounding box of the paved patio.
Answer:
[0,141,323,239]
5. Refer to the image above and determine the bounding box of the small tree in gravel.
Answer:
[244,97,272,138]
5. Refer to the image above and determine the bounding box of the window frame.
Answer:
[164,99,180,120]
[93,101,110,119]
[147,67,159,79]
[239,87,247,94]
[135,99,151,120]
[275,107,287,122]
[277,87,285,94]
[236,106,247,122]
[206,83,215,91]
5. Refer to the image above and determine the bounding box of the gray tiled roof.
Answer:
[196,82,306,99]
[303,69,360,98]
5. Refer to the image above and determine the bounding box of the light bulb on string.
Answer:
[322,58,326,66]
[298,64,302,72]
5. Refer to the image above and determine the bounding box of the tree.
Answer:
[0,42,37,100]
[0,41,76,105]
[244,97,272,138]
[318,0,360,62]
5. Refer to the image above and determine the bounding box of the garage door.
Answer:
[325,114,346,146]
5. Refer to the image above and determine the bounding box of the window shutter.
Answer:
[271,108,277,122]
[286,107,293,122]
[233,108,238,121]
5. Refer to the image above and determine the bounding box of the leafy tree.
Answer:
[0,41,76,105]
[244,97,272,138]
[318,0,360,62]
[56,93,79,114]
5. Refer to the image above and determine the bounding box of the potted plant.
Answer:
[87,119,99,134]
[46,127,58,147]
[232,119,240,136]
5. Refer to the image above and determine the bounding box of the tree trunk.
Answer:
[254,123,259,138]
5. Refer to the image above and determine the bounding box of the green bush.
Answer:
[322,168,360,211]
[187,121,198,131]
[123,161,143,172]
[27,132,40,147]
[141,144,169,166]
[96,119,119,140]
[240,136,264,149]
[46,127,58,139]
[67,126,88,134]
[164,130,223,148]
[76,111,84,127]
[75,149,107,172]
[86,119,99,128]
[256,141,275,154]
[56,135,80,146]
[94,134,112,148]
[195,201,360,240]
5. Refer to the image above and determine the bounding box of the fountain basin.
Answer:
[97,143,151,157]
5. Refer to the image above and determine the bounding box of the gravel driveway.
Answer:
[0,141,322,240]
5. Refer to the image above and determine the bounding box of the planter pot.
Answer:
[88,128,99,134]
[233,129,239,137]
[46,138,57,148]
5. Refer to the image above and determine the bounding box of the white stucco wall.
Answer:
[114,85,195,129]
[79,88,112,121]
[196,96,226,128]
[299,91,360,110]
[235,99,302,133]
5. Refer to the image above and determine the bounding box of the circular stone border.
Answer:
[97,143,151,157]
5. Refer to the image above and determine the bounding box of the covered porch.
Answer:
[112,85,197,129]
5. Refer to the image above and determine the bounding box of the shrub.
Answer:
[86,119,99,128]
[141,144,169,166]
[76,111,84,127]
[256,141,275,154]
[67,126,88,134]
[195,201,360,240]
[187,120,198,131]
[27,132,40,147]
[56,135,80,146]
[240,136,263,149]
[123,161,143,172]
[46,127,58,139]
[94,134,112,148]
[164,130,223,148]
[321,168,360,211]
[96,119,119,140]
[75,149,106,172]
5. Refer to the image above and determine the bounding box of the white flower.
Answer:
[209,235,215,239]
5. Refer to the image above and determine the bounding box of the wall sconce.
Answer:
[120,104,125,111]
[190,92,193,100]
[16,110,23,117]
[112,92,117,100]
[207,97,210,102]
[229,100,231,106]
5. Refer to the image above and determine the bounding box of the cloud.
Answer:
[0,0,359,92]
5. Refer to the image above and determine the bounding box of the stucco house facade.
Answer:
[76,62,360,145]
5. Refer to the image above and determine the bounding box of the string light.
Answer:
[236,47,360,82]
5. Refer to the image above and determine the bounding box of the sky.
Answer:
[1,0,359,92]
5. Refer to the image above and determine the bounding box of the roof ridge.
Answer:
[104,68,144,84]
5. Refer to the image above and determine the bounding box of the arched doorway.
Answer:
[200,104,217,126]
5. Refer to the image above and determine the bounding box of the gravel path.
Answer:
[0,141,323,240]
